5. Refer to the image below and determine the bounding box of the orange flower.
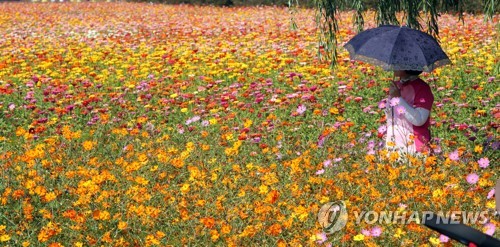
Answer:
[200,217,215,228]
[266,223,282,236]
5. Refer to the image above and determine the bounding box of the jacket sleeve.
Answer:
[398,98,430,126]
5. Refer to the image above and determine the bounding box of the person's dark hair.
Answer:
[405,70,423,76]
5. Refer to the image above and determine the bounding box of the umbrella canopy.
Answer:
[343,25,451,72]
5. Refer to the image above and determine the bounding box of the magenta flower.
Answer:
[466,173,479,185]
[370,226,382,237]
[448,150,460,161]
[478,157,489,168]
[317,134,326,147]
[378,100,386,109]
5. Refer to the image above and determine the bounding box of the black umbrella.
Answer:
[343,25,450,72]
[423,212,500,246]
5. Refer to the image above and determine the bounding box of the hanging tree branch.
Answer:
[289,0,497,67]
[314,0,344,67]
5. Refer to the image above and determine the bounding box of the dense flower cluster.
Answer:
[0,2,498,246]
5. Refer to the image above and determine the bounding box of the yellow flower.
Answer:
[353,234,365,241]
[244,119,253,128]
[393,228,405,238]
[432,189,444,198]
[210,229,220,241]
[145,234,160,246]
[118,221,128,230]
[429,237,441,246]
[44,192,57,203]
[329,107,339,114]
[82,141,95,151]
[486,200,495,209]
[180,183,190,194]
[0,234,10,242]
[258,185,269,194]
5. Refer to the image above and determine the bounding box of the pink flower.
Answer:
[487,188,495,199]
[317,134,326,147]
[466,173,479,185]
[8,103,15,111]
[378,100,386,109]
[439,234,449,243]
[378,125,387,134]
[315,169,325,175]
[323,159,332,168]
[389,97,400,107]
[484,223,496,236]
[316,232,327,244]
[296,104,306,115]
[478,157,489,168]
[361,229,371,236]
[370,226,382,237]
[396,105,406,115]
[448,150,460,161]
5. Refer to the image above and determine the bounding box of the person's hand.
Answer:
[389,82,401,98]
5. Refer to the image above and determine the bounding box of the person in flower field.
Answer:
[385,70,434,154]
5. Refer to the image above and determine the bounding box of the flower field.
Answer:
[0,2,498,246]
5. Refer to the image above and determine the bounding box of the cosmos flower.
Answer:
[370,226,382,237]
[439,234,449,243]
[466,173,479,184]
[323,159,332,168]
[484,223,496,236]
[477,157,489,168]
[378,100,386,109]
[487,189,495,199]
[389,97,400,107]
[316,232,327,244]
[296,104,306,115]
[448,150,460,161]
[395,106,406,115]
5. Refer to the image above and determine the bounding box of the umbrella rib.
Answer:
[387,28,404,71]
[408,36,428,71]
